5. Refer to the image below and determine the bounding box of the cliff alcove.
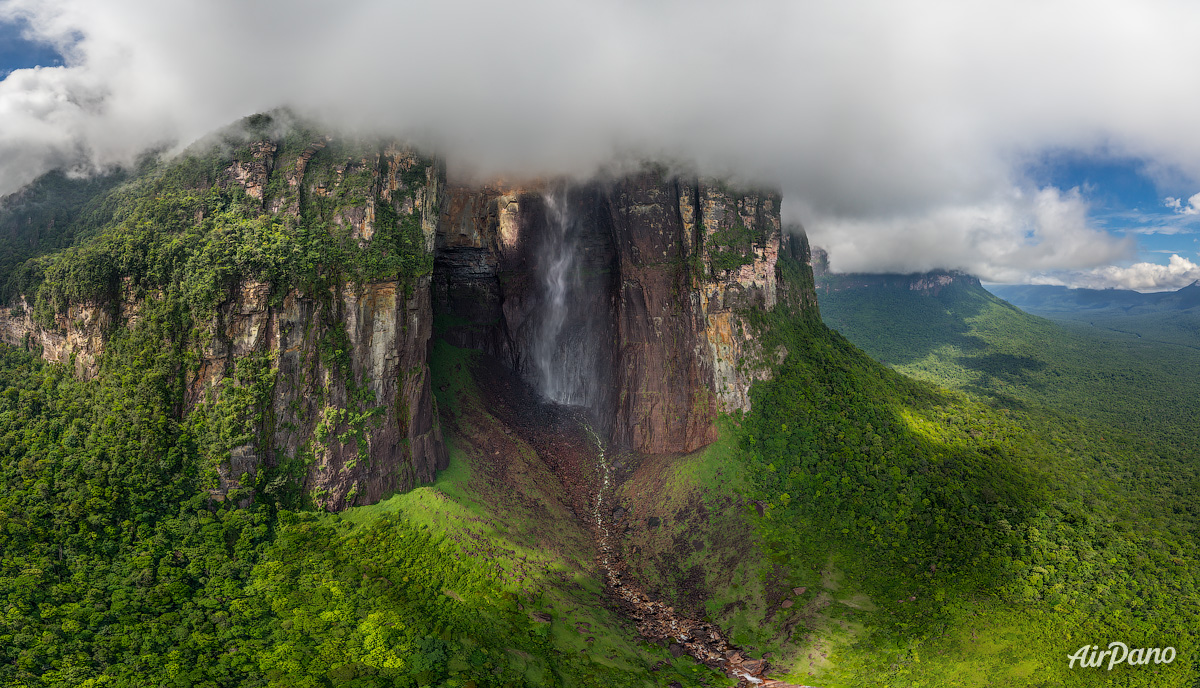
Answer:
[0,115,816,512]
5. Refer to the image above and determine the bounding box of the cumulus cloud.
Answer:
[1164,192,1200,215]
[806,187,1136,282]
[1030,254,1200,292]
[3,0,1200,280]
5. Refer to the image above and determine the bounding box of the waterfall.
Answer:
[529,188,600,408]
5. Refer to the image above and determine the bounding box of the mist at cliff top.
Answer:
[3,0,1200,288]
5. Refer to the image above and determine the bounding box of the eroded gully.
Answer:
[523,188,811,686]
[580,419,814,688]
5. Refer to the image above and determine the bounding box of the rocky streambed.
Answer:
[475,360,813,687]
[582,423,813,688]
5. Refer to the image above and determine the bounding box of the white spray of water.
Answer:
[582,420,771,687]
[530,189,598,407]
[584,422,612,566]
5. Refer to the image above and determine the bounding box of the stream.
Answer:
[524,186,808,687]
[581,419,787,687]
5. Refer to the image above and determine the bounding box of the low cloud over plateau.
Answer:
[3,0,1200,286]
[1030,254,1200,293]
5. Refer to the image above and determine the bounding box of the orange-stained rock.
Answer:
[1,130,448,512]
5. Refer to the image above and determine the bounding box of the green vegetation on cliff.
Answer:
[2,112,1198,687]
[6,114,433,331]
[0,117,700,687]
[706,221,759,274]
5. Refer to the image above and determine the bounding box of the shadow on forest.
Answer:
[751,316,1057,600]
[958,352,1047,383]
[818,284,994,367]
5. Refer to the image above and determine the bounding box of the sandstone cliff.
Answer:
[434,166,818,455]
[0,124,448,511]
[195,137,448,510]
[1,119,820,508]
[810,247,982,297]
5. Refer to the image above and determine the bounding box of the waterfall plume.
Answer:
[528,188,603,409]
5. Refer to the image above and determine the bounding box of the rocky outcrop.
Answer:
[433,167,816,456]
[226,141,277,202]
[607,172,791,451]
[432,184,522,361]
[0,126,448,511]
[0,297,110,379]
[780,229,821,313]
[194,277,447,510]
[197,138,449,509]
[0,276,151,379]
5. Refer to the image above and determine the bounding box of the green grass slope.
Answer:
[2,114,1198,688]
[733,312,1198,685]
[788,278,1200,684]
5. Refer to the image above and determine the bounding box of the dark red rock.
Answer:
[432,169,813,456]
[740,658,766,674]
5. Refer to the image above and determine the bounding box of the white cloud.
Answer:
[1164,192,1200,215]
[3,0,1200,277]
[806,187,1134,282]
[1040,254,1200,292]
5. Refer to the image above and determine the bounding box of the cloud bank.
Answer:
[1030,254,1200,292]
[806,187,1136,283]
[3,0,1200,285]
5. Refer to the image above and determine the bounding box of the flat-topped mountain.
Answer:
[810,246,981,295]
[1,113,1197,687]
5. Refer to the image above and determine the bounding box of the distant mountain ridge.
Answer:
[985,281,1200,348]
[987,281,1200,315]
[814,260,1200,447]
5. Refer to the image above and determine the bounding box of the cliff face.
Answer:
[190,276,446,510]
[0,297,111,379]
[608,172,784,451]
[0,126,448,511]
[435,167,814,455]
[1,121,819,507]
[192,139,448,510]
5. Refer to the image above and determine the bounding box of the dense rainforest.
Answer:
[0,114,1196,687]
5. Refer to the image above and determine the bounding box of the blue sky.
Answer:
[0,18,62,78]
[1025,152,1200,268]
[4,1,1200,291]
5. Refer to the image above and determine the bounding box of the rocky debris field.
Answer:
[473,359,814,688]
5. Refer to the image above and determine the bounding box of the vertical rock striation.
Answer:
[0,125,449,511]
[434,165,815,455]
[1,116,819,507]
[187,136,450,510]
